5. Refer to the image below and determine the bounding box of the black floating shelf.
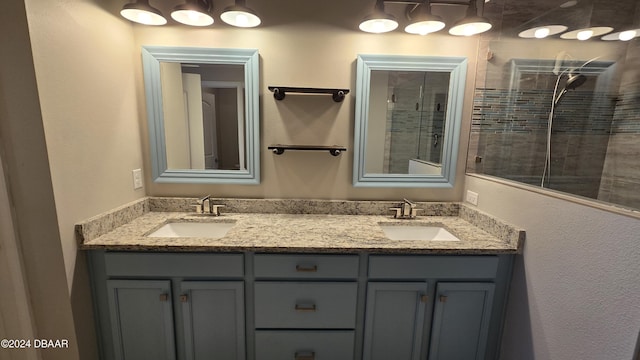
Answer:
[268,86,350,102]
[268,145,347,156]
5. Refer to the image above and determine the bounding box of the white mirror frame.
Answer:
[142,46,260,184]
[353,54,467,188]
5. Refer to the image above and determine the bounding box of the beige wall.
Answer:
[25,0,145,290]
[21,0,146,358]
[133,18,478,201]
[0,138,38,360]
[464,175,640,360]
[1,1,80,359]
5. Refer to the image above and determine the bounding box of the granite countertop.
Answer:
[76,198,524,254]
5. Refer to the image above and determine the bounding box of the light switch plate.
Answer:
[466,190,479,205]
[132,169,143,190]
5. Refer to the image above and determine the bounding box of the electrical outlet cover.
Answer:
[132,169,143,189]
[466,190,479,205]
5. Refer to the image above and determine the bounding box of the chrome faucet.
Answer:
[195,195,225,216]
[390,199,422,219]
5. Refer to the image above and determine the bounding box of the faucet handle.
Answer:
[410,208,422,218]
[389,207,402,218]
[211,204,225,216]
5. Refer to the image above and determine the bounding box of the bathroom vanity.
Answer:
[79,198,524,360]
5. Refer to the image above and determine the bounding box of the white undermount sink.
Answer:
[147,221,235,238]
[380,225,461,241]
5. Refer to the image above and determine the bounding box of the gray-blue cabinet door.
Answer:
[363,282,429,360]
[106,279,176,360]
[181,281,245,360]
[428,282,495,360]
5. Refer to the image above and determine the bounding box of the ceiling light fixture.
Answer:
[359,0,399,34]
[560,26,612,40]
[404,0,445,35]
[220,0,261,28]
[602,28,640,41]
[518,25,567,39]
[448,0,492,36]
[171,0,214,26]
[120,0,167,26]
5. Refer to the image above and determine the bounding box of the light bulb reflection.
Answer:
[534,27,550,38]
[619,30,637,41]
[577,29,593,40]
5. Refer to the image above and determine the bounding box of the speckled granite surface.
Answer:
[76,197,524,254]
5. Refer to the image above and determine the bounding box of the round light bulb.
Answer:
[359,18,398,33]
[463,24,479,36]
[534,27,550,38]
[188,11,200,21]
[221,9,261,28]
[619,30,637,41]
[171,9,214,26]
[577,29,594,40]
[120,8,167,25]
[235,14,248,26]
[405,21,445,35]
[450,20,492,36]
[138,12,152,24]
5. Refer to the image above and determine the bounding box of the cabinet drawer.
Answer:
[368,255,499,279]
[255,331,354,360]
[254,282,358,329]
[104,252,243,277]
[254,254,359,279]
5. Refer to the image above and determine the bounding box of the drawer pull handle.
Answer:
[295,265,318,272]
[159,294,169,302]
[439,295,448,303]
[420,295,428,303]
[294,351,315,360]
[180,295,188,303]
[294,304,317,312]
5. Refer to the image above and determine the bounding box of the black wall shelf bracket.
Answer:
[268,86,350,102]
[268,145,347,156]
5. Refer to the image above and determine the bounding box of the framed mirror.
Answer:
[353,54,467,188]
[142,46,260,184]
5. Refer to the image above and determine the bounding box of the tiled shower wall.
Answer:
[469,46,640,209]
[469,88,616,198]
[386,73,448,174]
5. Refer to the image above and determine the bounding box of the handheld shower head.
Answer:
[554,72,587,105]
[565,73,587,90]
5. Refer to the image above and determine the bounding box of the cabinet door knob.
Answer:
[159,294,169,302]
[180,294,188,303]
[439,295,448,303]
[420,295,428,303]
[294,303,317,312]
[295,264,318,273]
[294,351,315,360]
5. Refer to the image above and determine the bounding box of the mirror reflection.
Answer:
[365,70,450,175]
[353,54,467,188]
[142,46,260,184]
[160,63,245,170]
